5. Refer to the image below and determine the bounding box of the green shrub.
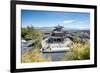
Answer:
[21,49,51,63]
[63,42,90,60]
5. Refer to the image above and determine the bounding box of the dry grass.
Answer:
[21,49,51,63]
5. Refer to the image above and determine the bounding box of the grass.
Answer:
[62,42,90,61]
[21,48,51,63]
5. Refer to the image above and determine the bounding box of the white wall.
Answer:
[0,0,99,73]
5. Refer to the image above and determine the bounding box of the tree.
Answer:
[21,28,28,38]
[21,25,43,41]
[24,28,43,40]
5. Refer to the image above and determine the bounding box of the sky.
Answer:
[21,10,90,30]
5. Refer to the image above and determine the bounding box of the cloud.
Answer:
[63,20,74,24]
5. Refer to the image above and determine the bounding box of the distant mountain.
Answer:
[22,26,90,32]
[35,26,90,31]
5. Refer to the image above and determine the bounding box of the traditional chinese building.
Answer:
[48,25,65,43]
[41,25,73,52]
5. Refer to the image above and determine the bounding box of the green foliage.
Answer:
[63,42,90,60]
[73,36,81,43]
[21,26,49,63]
[25,29,43,40]
[21,28,28,38]
[21,25,43,49]
[22,49,51,63]
[21,26,43,40]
